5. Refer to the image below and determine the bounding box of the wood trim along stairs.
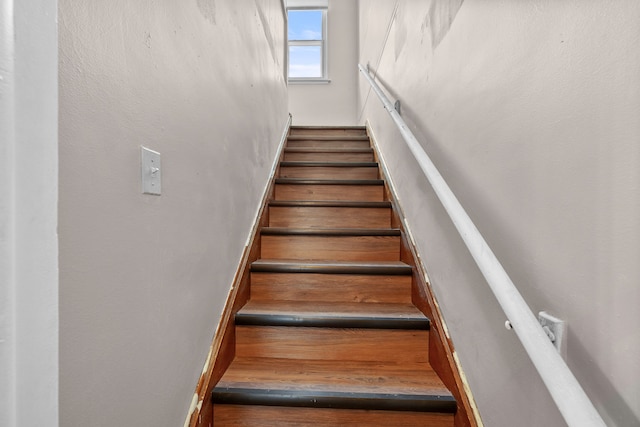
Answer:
[184,115,292,427]
[189,124,481,427]
[367,123,483,427]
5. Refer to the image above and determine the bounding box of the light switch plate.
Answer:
[141,146,161,195]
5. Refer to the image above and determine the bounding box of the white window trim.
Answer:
[286,5,329,84]
[286,0,328,9]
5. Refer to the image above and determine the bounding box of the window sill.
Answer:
[288,78,331,85]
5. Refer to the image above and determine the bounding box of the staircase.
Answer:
[210,126,459,426]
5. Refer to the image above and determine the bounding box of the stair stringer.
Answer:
[368,122,483,427]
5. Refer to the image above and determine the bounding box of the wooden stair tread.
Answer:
[249,272,412,304]
[269,200,391,208]
[261,227,400,236]
[284,147,373,153]
[290,126,366,130]
[280,161,377,167]
[251,259,412,275]
[287,135,370,141]
[213,357,455,412]
[213,406,454,426]
[237,300,429,329]
[216,357,449,395]
[283,149,374,162]
[275,178,384,185]
[273,179,385,202]
[268,204,391,229]
[279,163,379,179]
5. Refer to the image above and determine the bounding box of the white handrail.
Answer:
[359,63,606,427]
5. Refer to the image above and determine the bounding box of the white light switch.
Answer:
[141,146,161,195]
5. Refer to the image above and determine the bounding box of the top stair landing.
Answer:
[287,126,370,149]
[288,126,368,137]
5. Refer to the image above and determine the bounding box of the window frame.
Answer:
[286,4,329,84]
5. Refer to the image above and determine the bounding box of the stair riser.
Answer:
[287,140,371,149]
[213,405,454,426]
[289,128,367,137]
[235,326,429,363]
[261,235,400,261]
[268,206,391,229]
[250,272,412,303]
[283,152,374,162]
[279,166,378,179]
[274,184,384,201]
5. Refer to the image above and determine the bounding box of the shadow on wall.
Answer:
[380,0,465,65]
[423,0,465,50]
[197,0,217,24]
[255,0,279,65]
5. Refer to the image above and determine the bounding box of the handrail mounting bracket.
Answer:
[538,311,565,355]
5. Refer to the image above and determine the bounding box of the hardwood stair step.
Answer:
[269,200,391,208]
[283,148,374,162]
[250,271,412,303]
[261,227,399,236]
[284,152,373,162]
[286,139,372,149]
[280,161,377,167]
[213,357,455,412]
[279,163,379,179]
[274,178,384,185]
[235,326,428,362]
[289,127,367,138]
[236,300,429,330]
[268,202,392,229]
[290,125,367,128]
[214,389,455,413]
[213,405,454,427]
[287,135,370,141]
[284,147,374,153]
[274,178,385,202]
[250,259,412,275]
[260,228,401,261]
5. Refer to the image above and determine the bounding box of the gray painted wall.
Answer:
[58,1,288,425]
[288,0,359,125]
[358,1,640,426]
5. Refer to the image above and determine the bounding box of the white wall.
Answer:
[358,1,640,426]
[0,1,59,426]
[58,1,288,425]
[288,0,359,125]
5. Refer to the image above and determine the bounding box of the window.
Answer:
[286,1,328,83]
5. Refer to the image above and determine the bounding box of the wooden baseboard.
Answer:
[366,121,483,427]
[185,115,292,427]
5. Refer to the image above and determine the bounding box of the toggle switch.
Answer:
[141,146,161,195]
